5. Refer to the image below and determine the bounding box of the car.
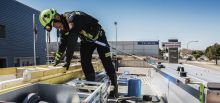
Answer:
[186,56,193,61]
[157,64,165,68]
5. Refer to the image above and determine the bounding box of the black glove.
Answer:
[54,52,62,66]
[63,62,70,70]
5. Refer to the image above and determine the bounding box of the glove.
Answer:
[53,52,62,66]
[63,62,70,70]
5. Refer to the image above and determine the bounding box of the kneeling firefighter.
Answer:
[39,9,118,97]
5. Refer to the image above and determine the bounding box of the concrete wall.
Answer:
[118,60,152,68]
[0,0,46,67]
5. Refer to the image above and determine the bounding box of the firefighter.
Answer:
[39,9,118,97]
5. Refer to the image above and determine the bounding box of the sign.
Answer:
[162,42,181,48]
[137,41,159,45]
[169,48,179,63]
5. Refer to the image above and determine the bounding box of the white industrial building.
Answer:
[108,41,159,57]
[48,41,159,57]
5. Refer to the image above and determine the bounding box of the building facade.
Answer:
[0,0,46,67]
[48,41,159,58]
[109,41,159,57]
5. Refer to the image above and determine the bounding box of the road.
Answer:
[163,63,220,83]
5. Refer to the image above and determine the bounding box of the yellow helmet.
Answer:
[39,9,56,32]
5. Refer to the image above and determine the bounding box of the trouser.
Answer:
[80,30,117,86]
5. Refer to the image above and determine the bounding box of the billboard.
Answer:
[162,42,181,48]
[137,41,159,45]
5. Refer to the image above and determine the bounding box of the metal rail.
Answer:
[66,76,110,103]
[147,60,220,103]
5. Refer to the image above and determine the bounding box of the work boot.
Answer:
[63,62,70,70]
[109,74,118,98]
[109,84,118,98]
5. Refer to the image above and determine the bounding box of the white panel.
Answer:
[108,41,159,56]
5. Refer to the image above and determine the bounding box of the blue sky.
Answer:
[17,0,220,50]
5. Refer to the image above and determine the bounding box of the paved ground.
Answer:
[184,60,220,72]
[163,63,220,82]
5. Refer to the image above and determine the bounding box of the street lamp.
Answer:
[187,41,199,50]
[114,21,118,51]
[114,21,118,71]
[186,41,198,56]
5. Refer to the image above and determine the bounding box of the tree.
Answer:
[159,48,167,59]
[192,50,204,60]
[205,46,211,55]
[181,48,189,56]
[205,43,220,65]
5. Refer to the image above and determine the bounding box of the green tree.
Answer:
[159,48,166,59]
[192,50,204,60]
[205,43,220,65]
[180,48,190,56]
[205,46,211,55]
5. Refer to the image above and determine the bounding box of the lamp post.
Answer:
[186,41,198,56]
[46,31,50,65]
[187,41,198,51]
[33,14,36,67]
[114,22,118,52]
[114,21,118,71]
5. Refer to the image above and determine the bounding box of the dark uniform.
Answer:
[56,11,117,88]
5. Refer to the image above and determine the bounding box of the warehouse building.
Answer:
[109,41,159,57]
[0,0,46,67]
[48,41,159,58]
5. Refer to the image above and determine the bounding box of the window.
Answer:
[14,57,40,67]
[0,25,6,38]
[0,58,7,68]
[14,58,20,67]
